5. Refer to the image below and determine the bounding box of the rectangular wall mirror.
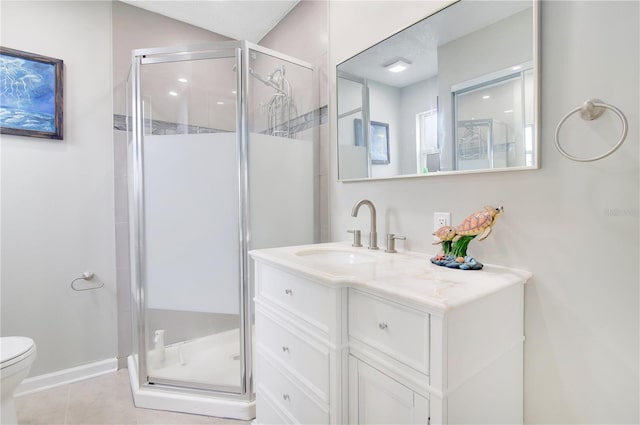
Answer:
[337,0,539,181]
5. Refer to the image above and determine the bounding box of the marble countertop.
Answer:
[249,242,532,314]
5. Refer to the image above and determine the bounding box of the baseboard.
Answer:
[16,358,118,396]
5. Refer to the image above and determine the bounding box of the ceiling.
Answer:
[120,0,300,43]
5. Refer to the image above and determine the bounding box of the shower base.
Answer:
[127,328,255,420]
[147,328,242,388]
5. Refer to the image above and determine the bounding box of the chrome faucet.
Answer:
[351,199,378,250]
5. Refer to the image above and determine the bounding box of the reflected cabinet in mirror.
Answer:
[337,0,539,180]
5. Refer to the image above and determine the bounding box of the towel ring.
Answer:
[554,99,628,162]
[70,271,104,291]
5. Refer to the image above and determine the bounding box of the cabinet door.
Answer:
[349,356,429,425]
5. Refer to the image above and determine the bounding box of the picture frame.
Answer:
[354,119,390,165]
[0,47,63,140]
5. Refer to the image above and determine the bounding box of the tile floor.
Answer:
[15,369,253,425]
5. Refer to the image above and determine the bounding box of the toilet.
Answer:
[1,337,37,425]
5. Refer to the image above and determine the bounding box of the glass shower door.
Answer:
[136,48,244,393]
[246,47,316,251]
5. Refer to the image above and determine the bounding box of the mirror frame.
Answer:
[336,0,540,182]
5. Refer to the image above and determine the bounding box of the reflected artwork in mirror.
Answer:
[337,0,539,181]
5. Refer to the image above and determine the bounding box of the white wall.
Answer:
[259,0,328,107]
[1,1,117,376]
[399,77,438,174]
[329,1,639,423]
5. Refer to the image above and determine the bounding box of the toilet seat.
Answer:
[1,337,36,370]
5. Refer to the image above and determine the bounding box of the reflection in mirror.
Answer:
[337,0,538,180]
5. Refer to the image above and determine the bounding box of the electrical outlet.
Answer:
[433,212,451,233]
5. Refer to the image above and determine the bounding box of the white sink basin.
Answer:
[294,249,375,264]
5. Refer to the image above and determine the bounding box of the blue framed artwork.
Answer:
[354,119,390,164]
[0,47,63,140]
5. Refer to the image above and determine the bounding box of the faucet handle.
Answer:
[347,229,363,247]
[385,233,406,253]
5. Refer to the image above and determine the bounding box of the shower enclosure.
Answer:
[126,41,316,419]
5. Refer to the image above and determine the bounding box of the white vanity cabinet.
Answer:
[250,243,530,425]
[347,284,525,425]
[347,289,431,425]
[253,261,347,425]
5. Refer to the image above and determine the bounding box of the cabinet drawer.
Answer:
[256,352,329,425]
[256,307,330,402]
[348,289,429,374]
[256,264,332,333]
[256,387,293,425]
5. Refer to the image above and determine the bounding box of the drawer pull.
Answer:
[282,346,289,353]
[285,289,293,295]
[282,394,290,401]
[378,322,388,330]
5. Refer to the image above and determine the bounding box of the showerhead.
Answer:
[268,65,285,81]
[250,68,286,94]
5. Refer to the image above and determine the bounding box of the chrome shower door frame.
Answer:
[130,41,252,399]
[130,40,315,403]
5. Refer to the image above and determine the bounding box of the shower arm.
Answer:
[249,69,287,95]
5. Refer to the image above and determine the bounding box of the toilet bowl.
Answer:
[1,337,37,425]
